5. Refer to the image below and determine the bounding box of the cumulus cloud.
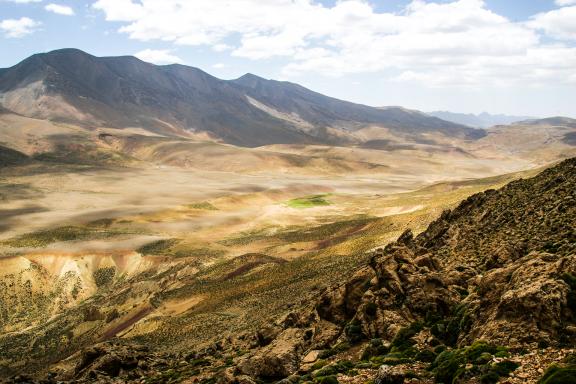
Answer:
[45,3,74,15]
[93,0,144,21]
[0,17,40,37]
[92,0,576,87]
[134,49,184,65]
[530,6,576,40]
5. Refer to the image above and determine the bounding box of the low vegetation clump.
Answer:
[136,238,181,256]
[538,353,576,384]
[93,267,116,288]
[319,342,351,359]
[428,341,517,384]
[286,194,331,209]
[186,202,218,211]
[2,226,120,248]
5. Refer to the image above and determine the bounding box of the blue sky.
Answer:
[1,0,575,117]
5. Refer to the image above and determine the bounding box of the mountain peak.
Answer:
[237,73,266,81]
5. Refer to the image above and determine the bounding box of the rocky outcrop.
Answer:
[220,158,576,382]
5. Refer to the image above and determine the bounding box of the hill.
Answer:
[428,111,534,128]
[0,49,482,147]
[515,117,576,128]
[205,156,575,383]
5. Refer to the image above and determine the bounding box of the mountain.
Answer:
[234,74,484,140]
[428,111,534,128]
[0,48,483,147]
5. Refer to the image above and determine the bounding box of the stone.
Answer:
[374,365,404,384]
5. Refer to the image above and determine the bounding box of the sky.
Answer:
[0,0,575,117]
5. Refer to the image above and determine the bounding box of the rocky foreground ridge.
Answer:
[7,158,576,384]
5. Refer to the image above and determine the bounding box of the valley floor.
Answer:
[0,157,542,377]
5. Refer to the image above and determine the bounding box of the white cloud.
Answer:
[45,3,74,15]
[530,6,576,40]
[93,0,144,21]
[212,43,232,52]
[4,0,42,3]
[556,0,576,6]
[212,63,226,69]
[0,17,40,37]
[134,49,184,65]
[92,0,576,88]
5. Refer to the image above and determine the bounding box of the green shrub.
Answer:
[319,342,350,359]
[390,322,423,352]
[464,341,499,361]
[315,360,354,377]
[371,353,413,366]
[314,375,338,384]
[491,360,520,377]
[311,360,328,371]
[415,349,437,363]
[361,339,389,361]
[431,350,466,384]
[480,371,500,384]
[364,302,378,317]
[538,366,576,384]
[344,319,364,343]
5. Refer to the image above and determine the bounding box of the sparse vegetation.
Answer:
[186,202,218,210]
[137,238,181,256]
[2,226,122,248]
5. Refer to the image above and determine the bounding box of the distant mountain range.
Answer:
[0,48,483,147]
[514,116,576,128]
[428,111,535,128]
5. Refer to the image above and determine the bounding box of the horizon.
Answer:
[1,0,575,117]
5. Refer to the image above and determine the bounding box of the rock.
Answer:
[302,350,321,363]
[256,325,282,347]
[238,328,306,379]
[374,365,404,384]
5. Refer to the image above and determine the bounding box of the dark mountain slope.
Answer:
[0,49,484,147]
[0,49,319,147]
[233,74,484,139]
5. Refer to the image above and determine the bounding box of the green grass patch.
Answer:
[286,194,331,209]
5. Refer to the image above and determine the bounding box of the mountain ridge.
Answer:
[0,48,483,147]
